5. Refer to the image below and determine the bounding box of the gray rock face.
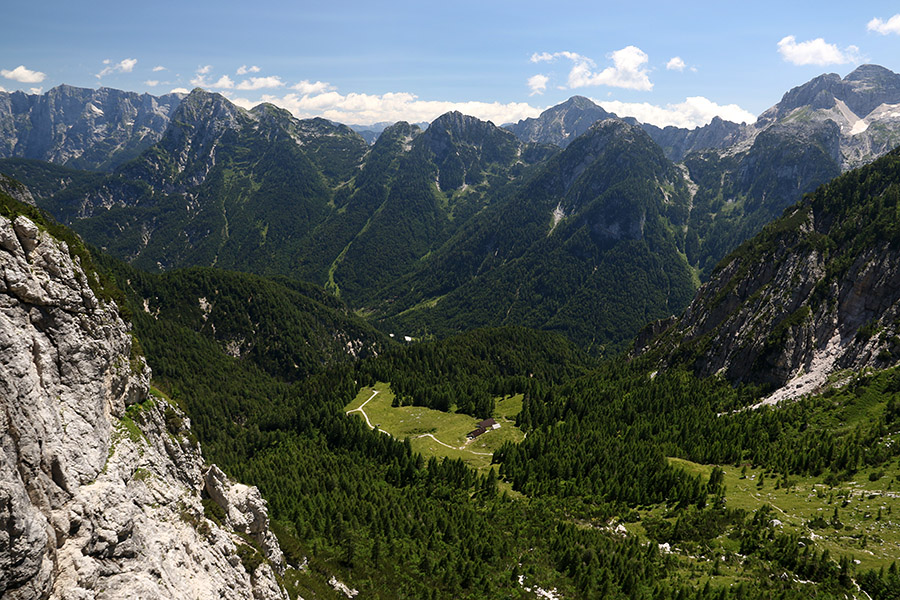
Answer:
[671,233,900,389]
[204,465,285,572]
[0,174,36,205]
[0,214,286,599]
[642,117,745,162]
[760,64,900,126]
[0,85,183,171]
[753,65,900,171]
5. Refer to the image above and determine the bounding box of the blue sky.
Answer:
[3,0,900,127]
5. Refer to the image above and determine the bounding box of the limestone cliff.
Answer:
[0,211,286,599]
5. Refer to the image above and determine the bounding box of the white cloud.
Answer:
[868,14,900,35]
[598,96,756,128]
[532,47,653,91]
[531,52,554,63]
[144,80,160,87]
[777,35,860,66]
[0,85,6,92]
[666,57,686,71]
[152,65,166,72]
[237,65,261,75]
[170,87,190,94]
[190,65,215,86]
[1,65,47,83]
[291,80,334,95]
[531,51,582,63]
[236,76,285,90]
[210,75,235,89]
[97,58,137,79]
[118,58,137,72]
[250,89,541,126]
[527,74,549,95]
[191,68,282,90]
[29,87,43,95]
[227,96,257,110]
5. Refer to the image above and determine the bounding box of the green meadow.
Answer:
[651,457,900,572]
[344,382,525,474]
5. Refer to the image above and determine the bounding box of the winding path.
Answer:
[346,390,383,431]
[417,433,493,456]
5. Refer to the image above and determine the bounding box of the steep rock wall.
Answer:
[0,214,286,599]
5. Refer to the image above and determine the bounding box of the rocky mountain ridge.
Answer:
[751,64,900,170]
[1,74,898,356]
[0,197,288,598]
[0,85,183,171]
[506,65,900,170]
[498,66,900,280]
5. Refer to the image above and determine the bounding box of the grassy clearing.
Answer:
[390,295,444,319]
[344,383,525,474]
[664,457,900,572]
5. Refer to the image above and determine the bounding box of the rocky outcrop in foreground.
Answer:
[0,213,286,599]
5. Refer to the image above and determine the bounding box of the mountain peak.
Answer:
[430,110,489,130]
[249,101,293,119]
[181,87,233,106]
[562,95,601,109]
[506,95,615,148]
[844,63,900,83]
[765,64,900,122]
[425,111,513,148]
[174,88,247,128]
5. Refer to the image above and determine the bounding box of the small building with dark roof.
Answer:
[467,418,500,439]
[467,427,487,439]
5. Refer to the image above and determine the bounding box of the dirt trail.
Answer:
[346,390,385,432]
[417,433,493,456]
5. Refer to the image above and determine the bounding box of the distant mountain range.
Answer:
[349,121,430,144]
[507,64,900,168]
[2,65,900,352]
[0,84,183,171]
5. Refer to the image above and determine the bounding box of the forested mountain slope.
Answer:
[98,258,389,382]
[638,146,900,396]
[508,65,900,279]
[315,111,553,305]
[0,89,368,275]
[375,118,697,352]
[0,94,553,306]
